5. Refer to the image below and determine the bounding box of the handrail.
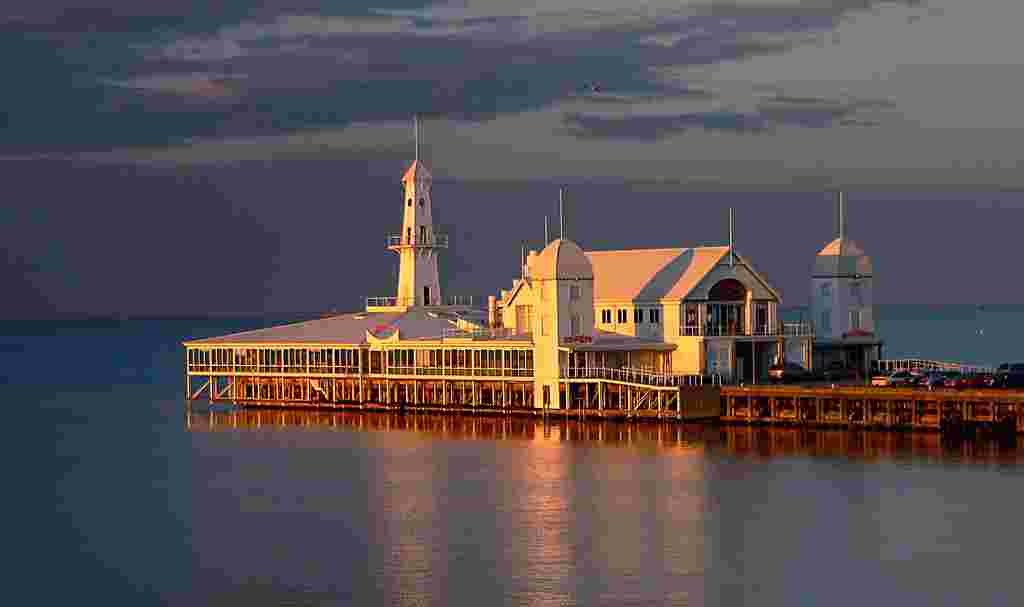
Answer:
[386,232,449,248]
[366,296,416,308]
[560,366,724,387]
[873,358,995,375]
[682,321,814,337]
[442,327,518,340]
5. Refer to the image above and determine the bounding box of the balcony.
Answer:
[680,321,815,338]
[366,296,415,310]
[441,327,518,340]
[386,231,449,249]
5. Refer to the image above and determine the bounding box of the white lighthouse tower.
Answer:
[389,115,446,308]
[810,192,881,375]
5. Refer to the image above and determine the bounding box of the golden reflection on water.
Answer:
[185,405,1023,464]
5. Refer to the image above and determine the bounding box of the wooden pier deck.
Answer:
[722,385,1024,433]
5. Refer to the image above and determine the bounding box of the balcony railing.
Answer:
[560,366,724,387]
[386,232,449,248]
[366,296,415,308]
[681,321,815,337]
[444,295,477,307]
[442,327,518,340]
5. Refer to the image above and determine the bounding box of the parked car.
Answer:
[823,361,858,382]
[768,362,811,383]
[877,370,915,387]
[919,371,949,389]
[964,373,996,389]
[906,369,928,385]
[942,371,964,389]
[1001,363,1024,389]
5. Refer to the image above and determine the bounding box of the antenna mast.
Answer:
[559,188,565,240]
[729,208,735,267]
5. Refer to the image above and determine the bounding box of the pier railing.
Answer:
[873,359,995,375]
[561,366,724,387]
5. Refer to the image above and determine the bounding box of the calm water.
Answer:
[7,308,1024,605]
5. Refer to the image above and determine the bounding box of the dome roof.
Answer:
[532,239,593,280]
[815,237,872,276]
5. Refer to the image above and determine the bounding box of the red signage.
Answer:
[562,335,593,344]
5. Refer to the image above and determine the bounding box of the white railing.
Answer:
[783,321,815,337]
[386,232,449,248]
[873,359,995,375]
[441,327,517,340]
[444,295,477,307]
[681,321,814,338]
[366,296,415,308]
[560,366,722,387]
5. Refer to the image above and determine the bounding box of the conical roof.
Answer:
[402,160,431,182]
[815,237,872,276]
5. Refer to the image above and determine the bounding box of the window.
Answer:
[649,308,660,324]
[617,309,627,323]
[418,198,425,208]
[406,227,411,242]
[571,314,581,336]
[821,309,832,335]
[849,308,860,330]
[419,225,426,242]
[543,385,551,406]
[539,283,546,301]
[850,282,863,305]
[634,308,644,324]
[515,305,533,334]
[820,283,831,298]
[407,198,412,207]
[601,309,612,324]
[569,285,581,301]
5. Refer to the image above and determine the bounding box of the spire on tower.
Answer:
[728,207,735,267]
[414,114,420,163]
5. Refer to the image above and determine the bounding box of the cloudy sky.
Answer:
[2,0,1023,317]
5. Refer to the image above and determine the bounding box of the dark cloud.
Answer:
[755,94,893,128]
[560,91,894,140]
[561,111,768,140]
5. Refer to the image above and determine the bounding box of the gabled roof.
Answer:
[585,246,730,302]
[183,308,485,346]
[402,159,432,182]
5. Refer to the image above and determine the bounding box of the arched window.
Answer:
[419,198,425,207]
[708,278,746,301]
[407,198,413,207]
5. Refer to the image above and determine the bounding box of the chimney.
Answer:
[488,295,497,328]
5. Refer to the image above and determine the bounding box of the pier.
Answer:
[722,385,1024,433]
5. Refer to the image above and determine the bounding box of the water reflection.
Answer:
[186,406,1024,465]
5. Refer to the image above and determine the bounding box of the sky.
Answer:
[2,0,1023,317]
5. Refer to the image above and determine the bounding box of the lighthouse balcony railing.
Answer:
[386,232,449,248]
[366,296,416,309]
